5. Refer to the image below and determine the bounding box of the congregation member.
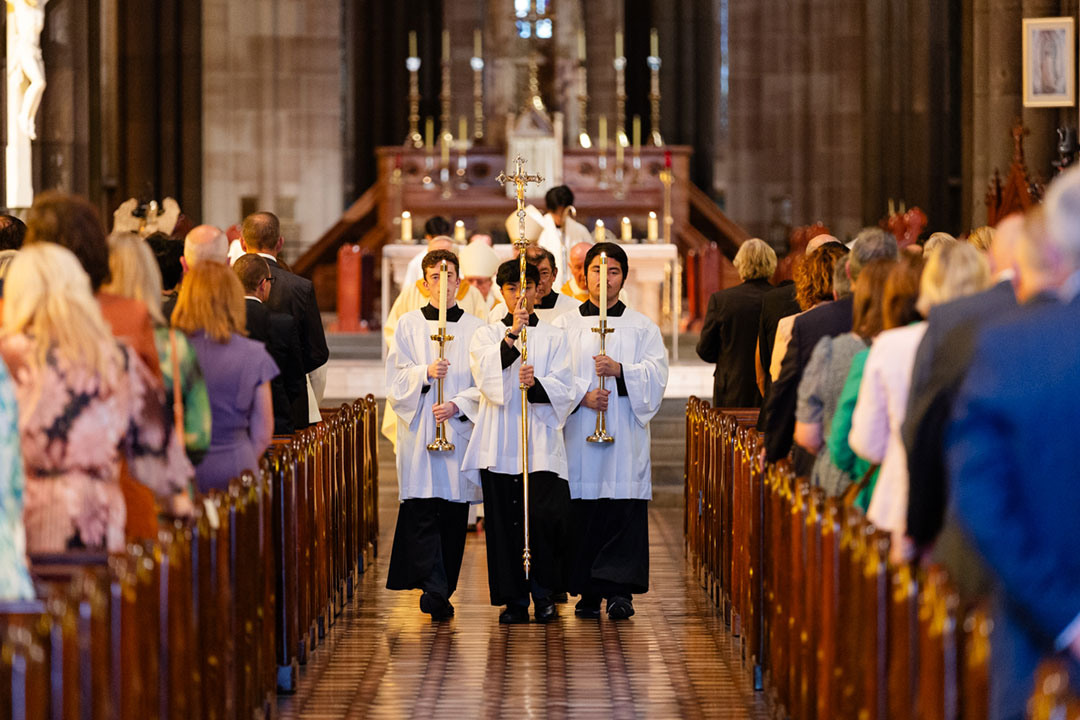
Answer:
[241,211,329,427]
[161,223,229,320]
[401,216,454,288]
[103,232,211,467]
[1,244,192,553]
[948,167,1080,720]
[794,256,892,496]
[0,215,25,298]
[233,253,307,436]
[171,262,278,493]
[922,231,957,257]
[696,238,777,408]
[0,356,32,600]
[849,243,988,561]
[561,241,591,302]
[145,231,184,310]
[554,243,669,620]
[460,239,501,311]
[966,224,994,251]
[463,260,576,624]
[767,242,849,383]
[761,227,897,474]
[385,250,485,621]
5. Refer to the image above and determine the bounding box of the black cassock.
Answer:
[480,470,571,606]
[385,498,470,598]
[568,498,649,599]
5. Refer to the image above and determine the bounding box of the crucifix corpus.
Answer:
[495,155,544,578]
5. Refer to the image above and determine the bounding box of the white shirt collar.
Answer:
[257,252,277,263]
[245,295,263,303]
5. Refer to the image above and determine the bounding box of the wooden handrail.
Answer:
[684,180,750,255]
[294,182,383,277]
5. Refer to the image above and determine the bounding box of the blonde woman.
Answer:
[172,261,277,492]
[104,232,211,464]
[0,243,192,553]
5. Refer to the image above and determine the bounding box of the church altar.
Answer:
[381,242,682,361]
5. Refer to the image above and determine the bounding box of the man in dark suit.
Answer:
[761,228,897,472]
[241,211,329,428]
[233,253,307,435]
[696,238,777,408]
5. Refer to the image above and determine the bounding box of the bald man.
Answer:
[560,241,591,302]
[162,224,230,320]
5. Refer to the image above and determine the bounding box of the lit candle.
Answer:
[425,117,434,151]
[401,211,412,243]
[578,29,586,61]
[454,220,466,242]
[442,29,450,63]
[459,115,467,144]
[647,211,658,241]
[632,115,641,153]
[409,30,417,58]
[599,252,608,323]
[598,115,607,152]
[438,260,448,329]
[474,28,482,57]
[616,134,624,166]
[621,217,632,242]
[650,28,658,57]
[615,31,623,58]
[595,219,605,243]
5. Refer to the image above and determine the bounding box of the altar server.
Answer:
[553,242,669,620]
[385,250,484,621]
[527,245,580,322]
[463,260,577,624]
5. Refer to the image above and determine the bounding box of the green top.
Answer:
[154,327,212,466]
[827,347,877,511]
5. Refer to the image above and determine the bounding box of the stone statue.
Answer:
[6,0,47,209]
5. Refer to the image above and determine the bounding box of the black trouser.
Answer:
[386,498,470,598]
[569,498,650,599]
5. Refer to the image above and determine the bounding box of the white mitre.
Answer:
[563,215,593,245]
[504,204,546,242]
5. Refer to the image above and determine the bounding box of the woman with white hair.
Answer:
[0,243,193,553]
[696,238,778,408]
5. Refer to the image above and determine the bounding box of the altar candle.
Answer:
[599,252,608,322]
[615,31,623,58]
[616,135,624,165]
[438,260,448,329]
[632,115,641,153]
[595,219,605,243]
[647,211,658,241]
[578,29,586,61]
[409,30,417,58]
[621,217,632,242]
[442,30,450,63]
[650,28,659,57]
[454,220,466,242]
[441,132,450,164]
[425,117,434,150]
[401,211,412,242]
[599,115,607,152]
[474,28,482,57]
[459,115,467,144]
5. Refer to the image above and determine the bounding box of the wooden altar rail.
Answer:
[684,398,1073,720]
[0,395,379,719]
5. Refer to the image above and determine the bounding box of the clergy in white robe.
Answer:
[526,244,580,323]
[385,250,484,621]
[560,241,592,303]
[552,242,669,620]
[462,260,577,624]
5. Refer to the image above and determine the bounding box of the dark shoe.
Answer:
[420,592,454,620]
[533,596,557,623]
[499,605,530,624]
[552,592,568,604]
[606,595,635,620]
[574,596,601,619]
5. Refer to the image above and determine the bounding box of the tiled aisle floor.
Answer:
[278,468,769,719]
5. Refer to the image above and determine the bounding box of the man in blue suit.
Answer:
[947,169,1080,720]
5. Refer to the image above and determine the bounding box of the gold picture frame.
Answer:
[1023,17,1076,108]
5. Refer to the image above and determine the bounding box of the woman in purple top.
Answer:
[171,261,278,492]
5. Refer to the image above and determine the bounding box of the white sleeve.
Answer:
[528,330,578,430]
[621,323,669,427]
[469,324,511,407]
[385,317,430,430]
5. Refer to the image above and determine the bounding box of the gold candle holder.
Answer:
[405,49,423,149]
[648,31,664,147]
[587,321,615,444]
[427,328,455,452]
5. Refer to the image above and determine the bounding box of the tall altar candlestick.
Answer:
[650,28,659,57]
[595,219,605,243]
[438,260,448,329]
[632,116,641,153]
[647,211,658,241]
[615,134,624,166]
[442,30,450,63]
[621,217,632,242]
[409,30,417,58]
[578,29,586,60]
[599,252,608,322]
[474,28,482,57]
[599,115,607,152]
[425,117,434,150]
[454,220,466,242]
[401,211,413,243]
[615,31,623,58]
[459,115,467,144]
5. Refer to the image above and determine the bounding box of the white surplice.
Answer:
[462,319,576,479]
[386,308,484,503]
[553,303,670,500]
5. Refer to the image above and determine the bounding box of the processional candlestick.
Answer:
[495,156,544,579]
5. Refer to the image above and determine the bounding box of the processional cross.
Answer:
[495,155,544,578]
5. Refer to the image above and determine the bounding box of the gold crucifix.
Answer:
[495,155,543,578]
